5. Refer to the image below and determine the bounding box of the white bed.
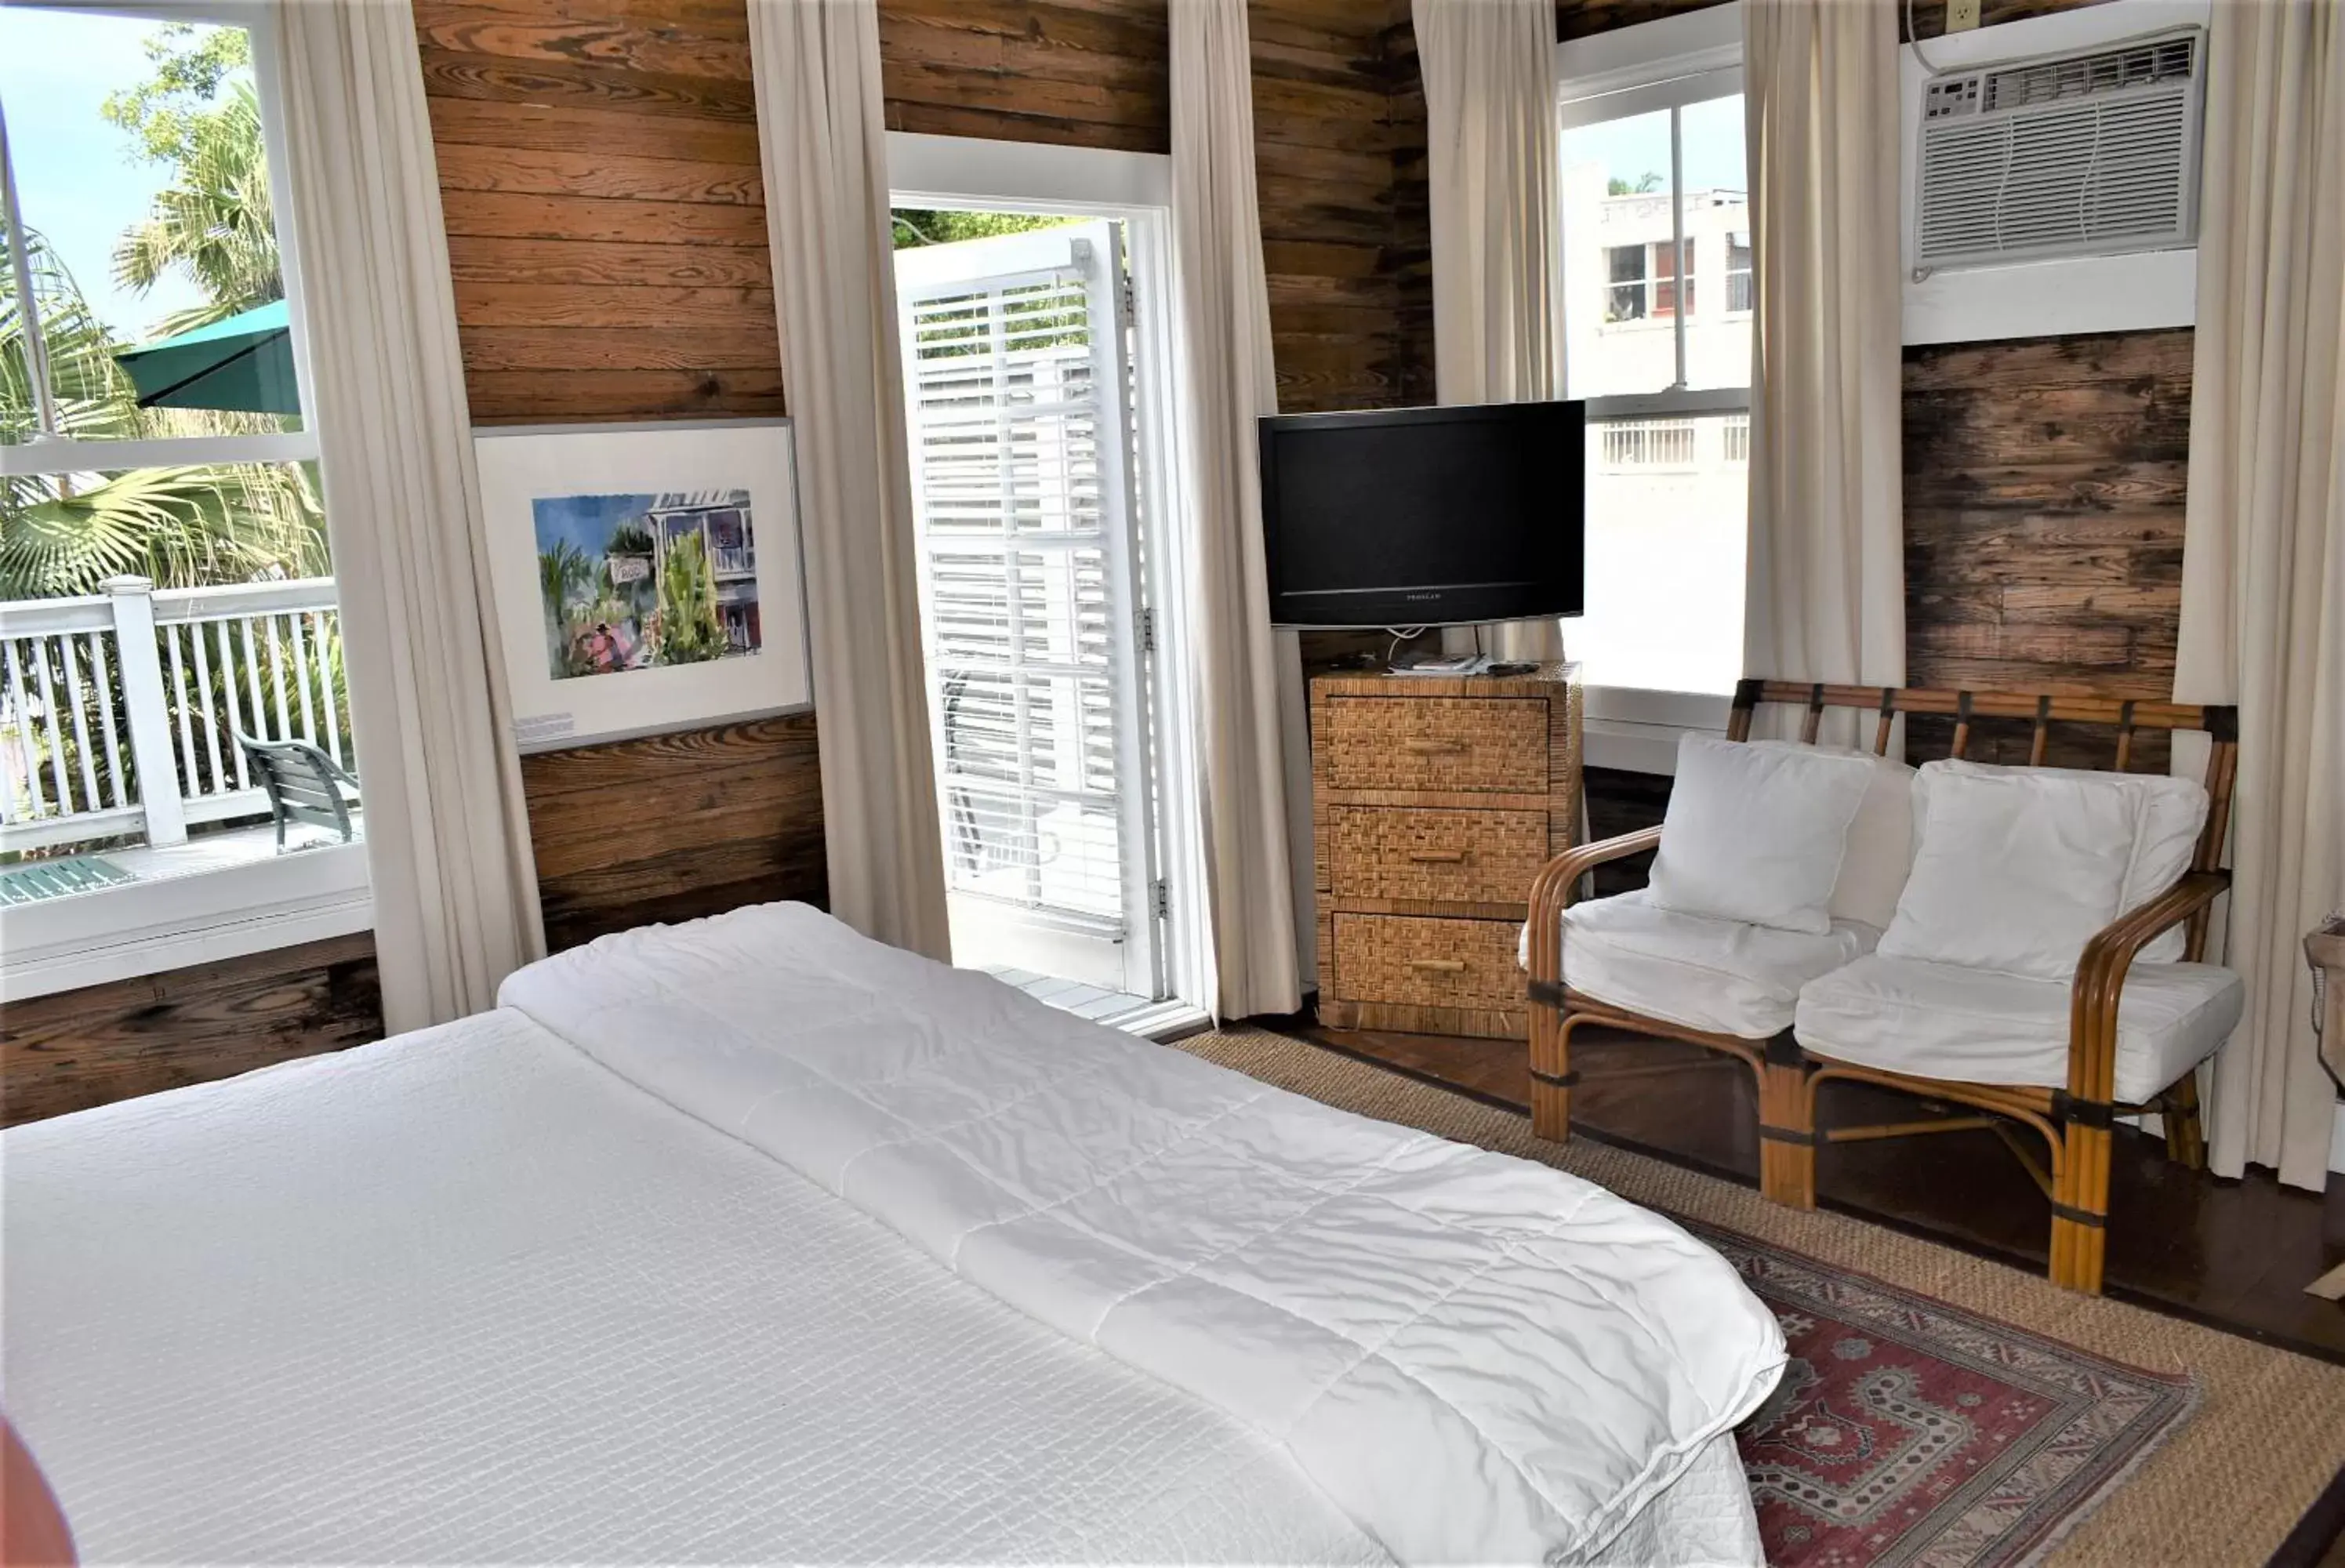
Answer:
[1,903,1782,1565]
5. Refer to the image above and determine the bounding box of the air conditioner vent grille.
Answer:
[1914,27,2203,272]
[1981,34,2196,111]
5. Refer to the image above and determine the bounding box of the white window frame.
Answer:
[0,0,368,1000]
[1559,2,1748,770]
[886,131,1214,1033]
[0,0,318,482]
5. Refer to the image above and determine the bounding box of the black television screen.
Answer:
[1257,401,1585,630]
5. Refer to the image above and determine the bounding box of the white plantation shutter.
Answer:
[898,225,1153,938]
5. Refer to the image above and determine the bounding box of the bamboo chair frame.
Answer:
[1526,680,2238,1294]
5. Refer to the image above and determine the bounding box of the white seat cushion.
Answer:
[1534,890,1879,1040]
[1795,953,2243,1105]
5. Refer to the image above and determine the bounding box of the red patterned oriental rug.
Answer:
[1712,1229,2199,1567]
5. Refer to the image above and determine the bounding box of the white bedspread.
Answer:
[0,1011,1389,1565]
[501,903,1786,1566]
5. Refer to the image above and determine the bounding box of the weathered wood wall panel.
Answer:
[417,0,782,424]
[878,0,1170,152]
[1903,328,2191,768]
[520,713,828,952]
[1,936,383,1128]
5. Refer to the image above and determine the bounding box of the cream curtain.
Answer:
[1740,0,1904,721]
[274,0,544,1033]
[2176,0,2345,1192]
[1413,0,1562,405]
[1414,0,1566,662]
[1171,0,1304,1019]
[746,0,950,961]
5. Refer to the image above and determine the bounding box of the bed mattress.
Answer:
[1,1011,1385,1565]
[3,902,1779,1564]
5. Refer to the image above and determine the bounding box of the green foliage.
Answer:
[891,209,1077,251]
[655,533,728,665]
[100,23,253,166]
[111,78,281,336]
[606,521,655,557]
[538,540,595,673]
[1607,172,1665,195]
[1,227,326,599]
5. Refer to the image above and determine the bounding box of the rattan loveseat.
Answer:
[1524,680,2238,1294]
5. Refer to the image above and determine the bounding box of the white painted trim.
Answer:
[884,136,1211,1018]
[1899,0,2209,345]
[1,431,320,478]
[0,841,372,1001]
[888,132,1172,214]
[1555,2,1743,103]
[1582,686,1730,773]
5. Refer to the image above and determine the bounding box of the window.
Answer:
[1558,13,1749,698]
[1601,418,1697,470]
[0,3,365,989]
[1603,241,1694,323]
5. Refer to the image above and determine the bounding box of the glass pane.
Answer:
[0,9,305,445]
[1560,108,1675,397]
[1677,95,1749,390]
[1570,415,1747,695]
[1561,93,1750,398]
[2,461,354,866]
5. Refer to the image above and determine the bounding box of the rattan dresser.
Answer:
[1310,666,1582,1040]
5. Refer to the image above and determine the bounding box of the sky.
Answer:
[1,6,223,347]
[1562,95,1748,197]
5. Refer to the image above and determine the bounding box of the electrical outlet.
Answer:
[1947,0,1982,31]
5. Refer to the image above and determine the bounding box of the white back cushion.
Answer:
[1880,764,2139,980]
[1646,735,1876,935]
[1913,760,2209,961]
[1751,742,1915,931]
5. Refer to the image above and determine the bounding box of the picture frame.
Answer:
[474,419,811,751]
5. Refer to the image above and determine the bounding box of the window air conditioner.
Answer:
[1912,26,2205,277]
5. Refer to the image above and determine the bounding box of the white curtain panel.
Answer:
[746,0,950,961]
[273,0,544,1033]
[1171,0,1304,1019]
[1739,0,1905,733]
[1414,0,1566,663]
[2175,0,2345,1192]
[1413,0,1563,405]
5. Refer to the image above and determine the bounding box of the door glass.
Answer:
[895,219,1160,998]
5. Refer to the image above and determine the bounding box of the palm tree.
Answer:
[2,227,328,600]
[538,541,594,673]
[111,79,281,336]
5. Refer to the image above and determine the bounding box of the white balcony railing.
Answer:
[0,575,353,855]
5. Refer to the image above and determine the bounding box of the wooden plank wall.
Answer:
[1903,330,2191,768]
[419,0,783,423]
[0,936,382,1128]
[521,713,827,952]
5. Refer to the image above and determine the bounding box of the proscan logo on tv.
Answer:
[1404,591,1442,601]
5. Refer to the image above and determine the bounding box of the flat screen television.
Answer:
[1257,401,1585,630]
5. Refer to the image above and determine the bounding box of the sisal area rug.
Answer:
[1172,1026,2345,1567]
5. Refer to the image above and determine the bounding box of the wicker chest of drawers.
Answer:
[1310,666,1583,1040]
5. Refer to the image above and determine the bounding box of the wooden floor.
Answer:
[1287,1021,2345,1366]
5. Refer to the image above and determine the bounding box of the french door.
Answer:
[895,221,1163,999]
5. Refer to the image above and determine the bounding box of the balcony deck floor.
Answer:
[95,811,365,887]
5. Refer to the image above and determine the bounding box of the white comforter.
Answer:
[501,903,1787,1566]
[2,1010,1389,1566]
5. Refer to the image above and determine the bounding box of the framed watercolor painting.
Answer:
[475,420,811,750]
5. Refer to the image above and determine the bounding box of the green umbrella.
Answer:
[113,299,299,415]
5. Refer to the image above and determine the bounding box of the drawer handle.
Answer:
[1403,738,1467,754]
[1409,958,1468,973]
[1407,849,1467,864]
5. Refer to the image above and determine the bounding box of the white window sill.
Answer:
[1583,685,1733,775]
[0,840,371,1002]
